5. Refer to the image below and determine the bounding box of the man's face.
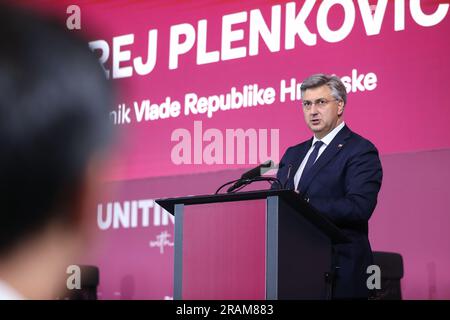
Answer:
[302,85,344,139]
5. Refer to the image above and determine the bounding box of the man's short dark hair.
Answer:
[300,74,347,105]
[0,5,112,255]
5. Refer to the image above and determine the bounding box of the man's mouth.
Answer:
[310,119,320,125]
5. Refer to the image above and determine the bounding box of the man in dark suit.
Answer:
[275,74,383,299]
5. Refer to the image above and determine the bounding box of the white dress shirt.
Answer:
[294,122,346,190]
[0,280,24,300]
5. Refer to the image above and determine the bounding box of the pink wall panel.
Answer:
[182,201,266,299]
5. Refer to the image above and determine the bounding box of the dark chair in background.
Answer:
[371,251,404,300]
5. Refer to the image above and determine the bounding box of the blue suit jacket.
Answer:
[275,125,383,298]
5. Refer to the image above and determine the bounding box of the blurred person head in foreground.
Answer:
[0,4,113,299]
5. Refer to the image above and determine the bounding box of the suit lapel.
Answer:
[298,125,352,194]
[286,138,312,190]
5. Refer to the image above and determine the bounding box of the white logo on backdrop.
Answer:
[149,230,174,254]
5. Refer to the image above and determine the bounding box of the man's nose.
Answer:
[310,103,319,114]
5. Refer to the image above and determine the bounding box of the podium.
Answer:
[156,189,348,300]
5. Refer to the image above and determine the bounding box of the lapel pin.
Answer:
[338,144,343,148]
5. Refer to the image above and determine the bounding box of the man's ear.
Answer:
[337,101,345,116]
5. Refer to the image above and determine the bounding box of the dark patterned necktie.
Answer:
[298,140,324,189]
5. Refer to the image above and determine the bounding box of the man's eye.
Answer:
[318,99,327,106]
[303,102,311,107]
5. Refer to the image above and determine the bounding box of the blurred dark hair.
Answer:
[0,5,113,255]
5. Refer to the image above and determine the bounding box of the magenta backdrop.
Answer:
[11,0,450,299]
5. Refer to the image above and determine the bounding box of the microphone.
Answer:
[284,164,293,189]
[241,159,273,179]
[227,160,274,193]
